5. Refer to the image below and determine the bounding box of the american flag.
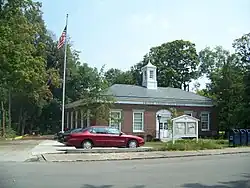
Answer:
[57,26,67,49]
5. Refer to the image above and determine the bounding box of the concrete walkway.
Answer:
[31,140,74,156]
[42,147,250,162]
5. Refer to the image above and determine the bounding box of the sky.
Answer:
[39,0,250,90]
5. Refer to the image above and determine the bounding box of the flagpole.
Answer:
[61,14,68,133]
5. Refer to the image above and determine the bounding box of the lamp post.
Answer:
[157,114,161,141]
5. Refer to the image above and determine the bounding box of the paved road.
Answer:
[0,153,250,188]
[0,140,41,162]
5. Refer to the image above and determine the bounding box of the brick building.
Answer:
[65,61,216,140]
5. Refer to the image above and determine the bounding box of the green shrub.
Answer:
[147,139,228,151]
[5,126,17,138]
[214,139,228,145]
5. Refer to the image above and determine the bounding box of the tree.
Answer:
[199,46,231,76]
[233,32,250,126]
[199,46,245,130]
[104,68,136,86]
[131,40,200,90]
[233,33,250,66]
[67,64,114,122]
[0,0,115,136]
[0,0,59,135]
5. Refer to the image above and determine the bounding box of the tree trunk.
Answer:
[183,82,187,91]
[1,101,5,137]
[8,89,11,128]
[21,111,27,136]
[17,107,23,135]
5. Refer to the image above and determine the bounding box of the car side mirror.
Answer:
[119,132,123,136]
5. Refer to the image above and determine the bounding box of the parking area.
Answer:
[0,140,41,162]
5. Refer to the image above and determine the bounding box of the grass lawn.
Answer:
[144,139,229,151]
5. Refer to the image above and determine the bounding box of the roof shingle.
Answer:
[106,84,213,106]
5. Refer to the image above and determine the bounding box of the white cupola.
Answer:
[141,58,158,90]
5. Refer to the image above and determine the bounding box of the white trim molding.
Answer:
[115,100,214,107]
[80,110,84,128]
[66,112,69,128]
[132,110,144,133]
[200,112,210,131]
[70,111,73,129]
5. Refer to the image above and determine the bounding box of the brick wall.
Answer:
[110,104,217,138]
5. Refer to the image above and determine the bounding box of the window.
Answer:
[187,122,196,134]
[109,110,122,130]
[71,128,83,133]
[149,70,154,79]
[107,128,120,135]
[184,111,193,117]
[200,112,210,131]
[133,110,144,132]
[90,127,107,134]
[175,122,186,135]
[159,122,168,130]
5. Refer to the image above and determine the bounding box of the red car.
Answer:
[66,126,145,149]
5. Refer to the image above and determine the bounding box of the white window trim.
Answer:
[132,110,144,133]
[184,111,193,117]
[200,112,210,131]
[109,109,122,131]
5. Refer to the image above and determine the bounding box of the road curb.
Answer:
[25,155,39,162]
[60,147,154,154]
[25,155,46,162]
[41,150,250,162]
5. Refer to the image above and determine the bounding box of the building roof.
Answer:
[105,84,213,107]
[141,59,156,69]
[65,84,214,109]
[172,115,200,121]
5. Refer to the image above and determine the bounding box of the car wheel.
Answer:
[128,140,138,148]
[82,140,93,149]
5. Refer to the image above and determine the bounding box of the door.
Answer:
[156,110,172,139]
[160,122,168,138]
[106,127,126,147]
[89,127,108,147]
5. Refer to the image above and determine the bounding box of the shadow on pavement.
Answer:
[181,173,250,188]
[81,185,113,188]
[81,184,145,188]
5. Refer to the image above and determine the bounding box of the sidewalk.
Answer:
[42,147,250,162]
[31,140,74,156]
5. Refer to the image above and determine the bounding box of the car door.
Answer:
[89,127,108,147]
[106,128,126,147]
